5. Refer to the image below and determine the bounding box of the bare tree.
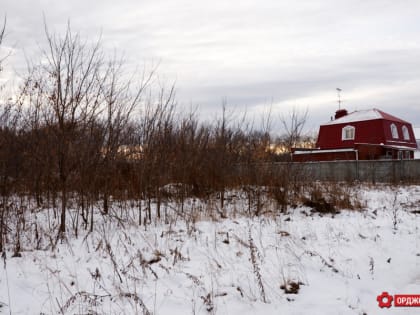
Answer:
[0,18,7,252]
[98,56,155,216]
[22,23,107,239]
[140,83,176,222]
[212,103,233,210]
[279,106,308,152]
[0,18,22,251]
[272,106,310,210]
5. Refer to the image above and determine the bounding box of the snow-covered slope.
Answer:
[0,185,419,315]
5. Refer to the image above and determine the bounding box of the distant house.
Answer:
[292,108,418,162]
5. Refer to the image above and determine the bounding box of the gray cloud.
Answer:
[2,0,420,133]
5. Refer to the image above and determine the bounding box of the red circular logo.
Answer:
[377,292,393,308]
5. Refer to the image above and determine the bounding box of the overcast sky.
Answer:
[2,0,420,134]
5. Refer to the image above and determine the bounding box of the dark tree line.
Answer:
[0,23,312,249]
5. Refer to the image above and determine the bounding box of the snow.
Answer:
[0,185,419,314]
[322,109,408,126]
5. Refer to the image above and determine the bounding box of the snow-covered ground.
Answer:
[0,184,419,314]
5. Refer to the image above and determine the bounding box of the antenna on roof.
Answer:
[336,88,342,109]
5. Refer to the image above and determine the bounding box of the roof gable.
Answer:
[321,108,409,126]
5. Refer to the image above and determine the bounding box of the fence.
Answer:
[283,159,420,183]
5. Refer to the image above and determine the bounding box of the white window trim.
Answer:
[342,125,355,140]
[402,125,410,140]
[390,123,399,139]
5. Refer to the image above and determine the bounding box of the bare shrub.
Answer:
[303,182,363,214]
[248,225,267,303]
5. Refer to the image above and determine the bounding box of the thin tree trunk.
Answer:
[103,193,109,214]
[90,202,94,233]
[138,199,142,226]
[59,183,67,237]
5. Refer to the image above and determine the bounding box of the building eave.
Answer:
[354,142,417,151]
[292,148,357,155]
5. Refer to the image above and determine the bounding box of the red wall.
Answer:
[316,119,417,150]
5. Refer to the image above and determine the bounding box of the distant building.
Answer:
[292,108,418,162]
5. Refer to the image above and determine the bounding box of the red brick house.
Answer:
[292,108,418,162]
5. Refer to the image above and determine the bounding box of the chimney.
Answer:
[335,109,348,120]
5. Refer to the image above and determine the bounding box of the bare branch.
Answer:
[279,106,308,151]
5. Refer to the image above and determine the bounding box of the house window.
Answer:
[342,125,355,140]
[402,125,410,140]
[390,123,399,139]
[404,151,411,159]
